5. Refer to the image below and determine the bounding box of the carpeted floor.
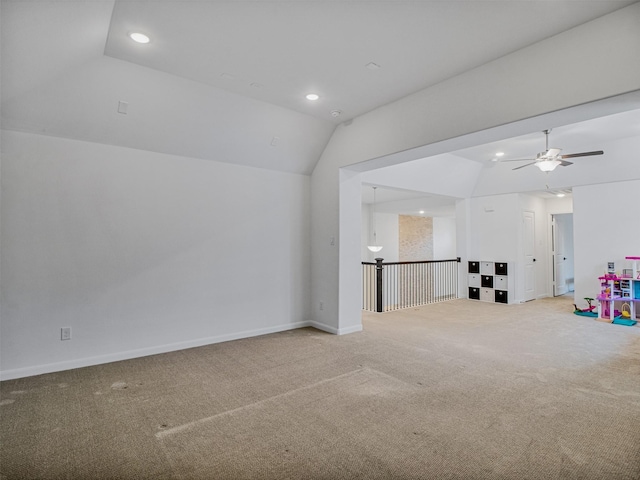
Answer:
[1,296,639,479]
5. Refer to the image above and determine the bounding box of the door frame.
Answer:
[547,211,575,299]
[551,215,567,296]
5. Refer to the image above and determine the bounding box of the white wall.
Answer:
[573,179,640,306]
[469,194,520,262]
[0,130,312,379]
[456,199,472,297]
[546,196,573,216]
[360,206,399,263]
[362,154,481,199]
[361,204,372,262]
[361,211,454,263]
[311,4,640,332]
[2,54,335,176]
[463,193,551,302]
[373,213,400,263]
[433,217,457,260]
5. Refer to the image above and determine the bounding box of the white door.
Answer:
[553,216,568,296]
[523,211,536,301]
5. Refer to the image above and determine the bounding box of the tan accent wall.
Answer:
[399,215,433,261]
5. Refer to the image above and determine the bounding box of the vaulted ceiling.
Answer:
[102,0,637,123]
[2,0,638,175]
[362,105,640,215]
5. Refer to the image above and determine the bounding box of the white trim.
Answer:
[337,324,363,335]
[309,321,362,335]
[308,321,338,334]
[0,321,313,381]
[308,321,363,335]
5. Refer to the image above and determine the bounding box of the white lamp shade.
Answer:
[536,159,561,172]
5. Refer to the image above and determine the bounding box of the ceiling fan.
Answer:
[502,129,603,172]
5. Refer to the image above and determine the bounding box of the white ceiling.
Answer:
[103,0,637,124]
[1,0,638,176]
[361,107,640,215]
[362,185,457,217]
[453,109,640,167]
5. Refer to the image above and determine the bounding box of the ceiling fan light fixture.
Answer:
[504,129,603,172]
[536,159,561,172]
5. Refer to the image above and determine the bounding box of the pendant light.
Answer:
[367,186,383,253]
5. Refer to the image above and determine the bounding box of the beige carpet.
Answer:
[1,296,639,479]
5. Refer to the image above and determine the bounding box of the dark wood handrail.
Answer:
[362,257,460,266]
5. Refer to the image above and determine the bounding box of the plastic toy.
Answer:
[621,303,631,319]
[594,257,638,325]
[573,297,595,313]
[573,297,598,317]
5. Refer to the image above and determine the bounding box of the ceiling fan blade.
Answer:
[512,162,537,171]
[560,150,603,159]
[546,148,562,157]
[558,160,573,167]
[501,158,535,163]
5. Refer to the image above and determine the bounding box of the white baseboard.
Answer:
[336,324,363,335]
[308,321,362,335]
[308,321,338,334]
[0,321,313,381]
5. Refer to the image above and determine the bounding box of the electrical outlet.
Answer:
[61,327,72,341]
[319,302,324,311]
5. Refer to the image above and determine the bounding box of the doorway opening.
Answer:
[551,213,575,297]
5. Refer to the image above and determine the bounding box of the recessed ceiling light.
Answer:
[419,210,425,214]
[556,193,566,198]
[305,93,319,101]
[129,32,150,44]
[495,152,505,157]
[491,158,499,162]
